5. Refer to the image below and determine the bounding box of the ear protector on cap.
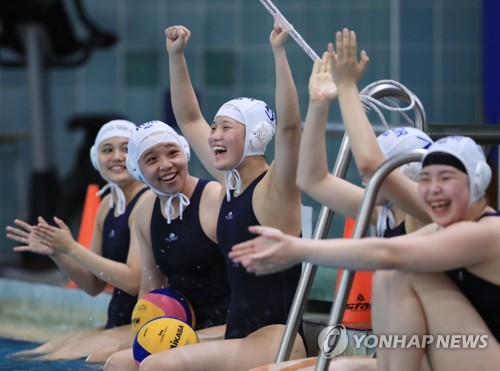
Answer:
[422,135,492,205]
[215,97,276,165]
[125,152,146,184]
[472,161,492,202]
[376,126,433,181]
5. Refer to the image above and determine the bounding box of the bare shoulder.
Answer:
[129,191,157,229]
[203,180,222,197]
[134,190,157,213]
[476,211,500,240]
[96,194,112,225]
[136,188,155,204]
[199,180,220,243]
[200,180,223,209]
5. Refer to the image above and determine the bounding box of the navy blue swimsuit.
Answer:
[382,221,406,238]
[101,187,148,329]
[446,211,500,342]
[217,172,303,339]
[151,179,230,330]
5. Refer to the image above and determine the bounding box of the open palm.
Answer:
[309,52,337,102]
[6,218,54,255]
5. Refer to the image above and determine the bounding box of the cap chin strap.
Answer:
[144,180,190,224]
[96,182,127,216]
[224,169,242,202]
[163,193,190,224]
[132,162,191,224]
[376,203,397,237]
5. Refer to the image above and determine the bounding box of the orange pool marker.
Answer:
[77,184,101,248]
[335,217,373,330]
[66,184,102,289]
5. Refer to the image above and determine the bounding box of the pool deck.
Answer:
[0,265,110,343]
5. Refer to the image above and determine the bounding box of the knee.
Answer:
[103,350,134,371]
[373,270,414,295]
[139,356,157,371]
[373,270,397,294]
[139,353,183,371]
[103,354,123,371]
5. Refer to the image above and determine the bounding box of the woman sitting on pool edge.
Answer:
[230,135,500,370]
[6,120,152,361]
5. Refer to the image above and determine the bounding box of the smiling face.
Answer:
[97,136,134,185]
[418,164,470,227]
[138,142,188,194]
[208,116,245,171]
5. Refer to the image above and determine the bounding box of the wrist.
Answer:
[308,99,331,110]
[337,83,360,98]
[271,45,286,55]
[66,241,80,256]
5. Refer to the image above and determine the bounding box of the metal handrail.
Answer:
[275,80,427,362]
[315,149,426,371]
[276,132,352,362]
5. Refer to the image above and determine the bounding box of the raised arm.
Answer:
[331,29,430,222]
[266,24,302,196]
[165,25,223,183]
[296,51,375,222]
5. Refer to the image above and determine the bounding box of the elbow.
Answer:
[122,274,141,296]
[374,246,401,270]
[85,286,104,297]
[296,175,311,193]
[357,160,378,179]
[126,282,140,296]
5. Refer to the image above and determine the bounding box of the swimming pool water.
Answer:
[0,338,102,371]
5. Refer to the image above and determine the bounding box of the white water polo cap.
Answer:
[89,119,137,216]
[422,135,491,205]
[377,127,433,181]
[375,127,432,236]
[126,120,191,223]
[215,97,276,201]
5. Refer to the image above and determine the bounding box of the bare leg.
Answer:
[139,324,306,371]
[104,348,138,371]
[10,328,101,357]
[101,324,226,370]
[196,324,226,342]
[86,334,135,363]
[373,271,500,371]
[250,356,377,371]
[372,270,427,371]
[35,325,134,361]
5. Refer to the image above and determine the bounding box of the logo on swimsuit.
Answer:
[225,212,234,220]
[166,233,178,242]
[318,324,349,358]
[108,229,115,238]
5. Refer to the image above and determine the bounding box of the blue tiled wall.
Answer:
[0,0,482,292]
